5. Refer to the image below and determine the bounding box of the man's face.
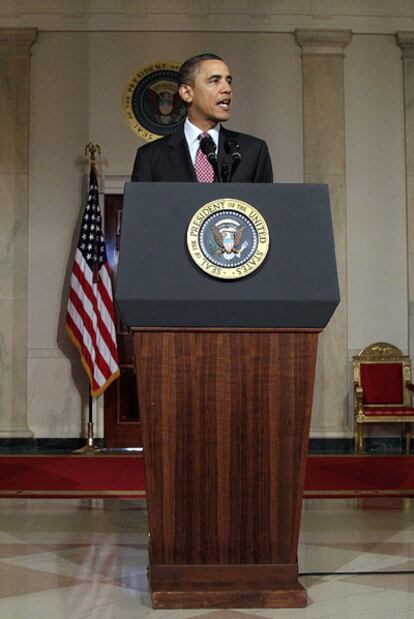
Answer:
[179,59,232,130]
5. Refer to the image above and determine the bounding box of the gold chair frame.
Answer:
[353,342,414,454]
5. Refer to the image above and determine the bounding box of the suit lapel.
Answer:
[167,128,197,182]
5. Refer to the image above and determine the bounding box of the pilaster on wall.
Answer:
[295,29,352,436]
[0,28,37,437]
[397,32,414,360]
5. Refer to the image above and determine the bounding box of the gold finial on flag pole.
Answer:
[85,142,101,166]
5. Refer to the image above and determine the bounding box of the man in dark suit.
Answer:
[131,53,273,183]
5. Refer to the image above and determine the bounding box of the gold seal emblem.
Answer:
[187,199,270,280]
[122,61,186,142]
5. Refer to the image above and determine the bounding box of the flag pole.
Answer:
[74,389,101,454]
[73,142,105,455]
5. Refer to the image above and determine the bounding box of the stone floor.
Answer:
[0,497,413,618]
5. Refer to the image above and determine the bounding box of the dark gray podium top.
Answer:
[115,183,340,328]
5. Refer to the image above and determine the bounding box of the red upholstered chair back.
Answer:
[353,343,414,453]
[360,363,403,405]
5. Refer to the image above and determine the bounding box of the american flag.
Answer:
[66,164,120,397]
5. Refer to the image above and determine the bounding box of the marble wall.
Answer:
[0,29,36,438]
[0,15,412,439]
[346,35,407,350]
[27,32,91,438]
[398,33,414,369]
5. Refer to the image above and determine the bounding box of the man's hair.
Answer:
[178,53,224,87]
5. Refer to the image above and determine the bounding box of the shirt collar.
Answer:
[184,117,220,148]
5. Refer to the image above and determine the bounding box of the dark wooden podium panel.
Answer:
[132,328,319,608]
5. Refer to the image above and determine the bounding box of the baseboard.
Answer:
[0,437,411,454]
[309,437,412,454]
[0,438,105,454]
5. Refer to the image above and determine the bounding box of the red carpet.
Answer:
[304,455,414,497]
[0,455,146,499]
[0,454,413,498]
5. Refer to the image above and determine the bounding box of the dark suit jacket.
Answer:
[131,125,273,183]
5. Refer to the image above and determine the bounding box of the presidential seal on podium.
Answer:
[187,198,270,280]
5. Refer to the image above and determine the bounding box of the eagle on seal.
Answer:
[211,223,245,255]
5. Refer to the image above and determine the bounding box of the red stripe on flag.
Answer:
[99,264,118,321]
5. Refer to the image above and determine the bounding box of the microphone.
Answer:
[200,135,217,160]
[224,139,241,161]
[224,139,242,181]
[199,135,220,181]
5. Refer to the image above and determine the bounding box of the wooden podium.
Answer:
[116,183,339,608]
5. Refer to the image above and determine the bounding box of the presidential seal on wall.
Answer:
[122,61,186,142]
[187,199,270,280]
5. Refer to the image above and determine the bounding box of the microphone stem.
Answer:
[221,163,229,183]
[208,156,221,182]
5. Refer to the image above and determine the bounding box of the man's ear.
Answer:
[179,83,193,104]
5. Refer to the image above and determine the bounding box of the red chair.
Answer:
[353,342,414,453]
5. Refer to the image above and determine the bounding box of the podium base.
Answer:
[150,563,307,609]
[152,589,306,609]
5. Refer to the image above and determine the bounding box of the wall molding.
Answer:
[397,31,414,58]
[102,174,129,195]
[295,29,352,56]
[29,347,77,360]
[0,27,37,44]
[1,1,414,33]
